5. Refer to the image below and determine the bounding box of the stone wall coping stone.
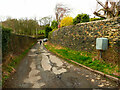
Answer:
[76,17,119,26]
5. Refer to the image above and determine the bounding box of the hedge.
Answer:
[2,27,12,56]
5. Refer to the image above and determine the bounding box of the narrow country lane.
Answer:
[4,40,118,88]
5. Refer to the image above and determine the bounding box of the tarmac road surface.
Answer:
[4,41,118,88]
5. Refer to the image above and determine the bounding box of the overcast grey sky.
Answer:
[0,0,110,20]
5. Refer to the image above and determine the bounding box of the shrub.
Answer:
[73,14,82,25]
[81,14,90,22]
[60,16,73,27]
[2,27,12,56]
[51,20,58,29]
[48,28,58,38]
[73,14,90,25]
[90,18,104,21]
[45,26,52,38]
[38,30,45,35]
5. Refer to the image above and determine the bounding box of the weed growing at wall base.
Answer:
[44,42,120,79]
[2,42,37,84]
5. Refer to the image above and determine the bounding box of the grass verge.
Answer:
[44,42,120,79]
[2,41,37,84]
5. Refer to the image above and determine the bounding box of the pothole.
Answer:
[36,52,39,54]
[56,74,62,79]
[28,54,37,57]
[31,49,37,52]
[46,55,49,59]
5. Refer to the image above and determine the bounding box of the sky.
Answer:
[0,0,110,21]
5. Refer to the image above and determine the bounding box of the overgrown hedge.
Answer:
[45,26,52,38]
[73,14,90,25]
[2,27,37,62]
[2,27,12,56]
[90,18,105,21]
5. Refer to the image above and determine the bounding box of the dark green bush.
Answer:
[90,18,104,21]
[81,14,90,23]
[51,20,58,29]
[45,26,52,38]
[73,14,82,25]
[73,14,90,25]
[2,27,12,56]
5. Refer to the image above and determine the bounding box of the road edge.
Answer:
[43,44,120,85]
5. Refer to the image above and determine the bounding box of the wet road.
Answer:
[4,41,118,88]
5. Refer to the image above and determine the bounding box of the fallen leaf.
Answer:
[11,67,16,73]
[92,58,95,61]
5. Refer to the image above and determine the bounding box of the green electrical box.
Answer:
[96,38,108,50]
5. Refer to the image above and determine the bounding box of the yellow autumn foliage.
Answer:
[60,16,73,27]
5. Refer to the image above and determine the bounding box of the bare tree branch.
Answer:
[94,0,120,18]
[55,3,71,24]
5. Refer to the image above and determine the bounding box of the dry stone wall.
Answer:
[49,17,120,65]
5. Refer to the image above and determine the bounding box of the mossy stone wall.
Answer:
[49,17,120,65]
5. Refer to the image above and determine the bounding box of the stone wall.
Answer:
[49,17,120,65]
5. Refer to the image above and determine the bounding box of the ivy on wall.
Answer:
[2,27,12,56]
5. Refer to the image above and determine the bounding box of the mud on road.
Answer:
[4,41,118,88]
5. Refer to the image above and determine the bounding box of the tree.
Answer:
[39,16,52,26]
[81,14,90,22]
[2,18,17,33]
[94,0,120,18]
[2,18,40,36]
[60,16,73,27]
[55,3,71,24]
[45,26,52,38]
[73,14,89,25]
[73,14,82,25]
[51,20,58,29]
